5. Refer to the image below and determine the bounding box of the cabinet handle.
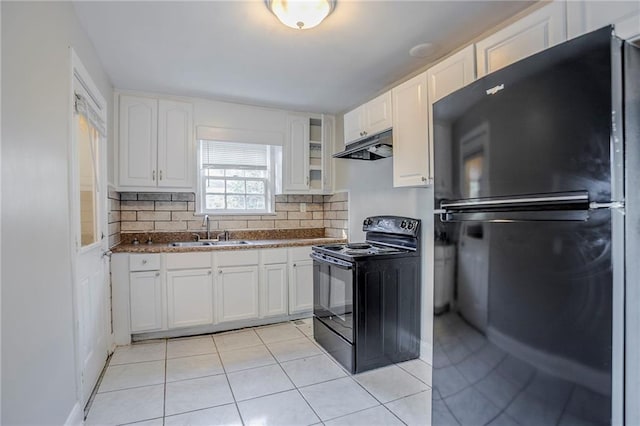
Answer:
[155,272,160,277]
[142,259,148,264]
[293,263,297,267]
[208,270,212,275]
[159,170,163,181]
[152,170,156,181]
[218,270,223,274]
[363,131,367,136]
[421,176,427,182]
[306,177,309,186]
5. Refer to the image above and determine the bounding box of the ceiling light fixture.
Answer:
[266,0,336,30]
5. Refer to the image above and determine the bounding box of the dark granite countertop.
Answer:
[111,228,346,253]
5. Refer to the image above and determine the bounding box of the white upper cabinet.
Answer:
[365,91,393,136]
[284,113,310,192]
[157,100,194,188]
[343,106,365,144]
[427,45,476,105]
[427,45,476,193]
[119,95,157,187]
[283,113,334,194]
[567,1,640,42]
[475,1,567,78]
[118,94,193,190]
[392,72,429,187]
[343,91,393,145]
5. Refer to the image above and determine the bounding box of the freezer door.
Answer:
[433,27,614,204]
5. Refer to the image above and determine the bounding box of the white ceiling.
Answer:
[73,0,536,114]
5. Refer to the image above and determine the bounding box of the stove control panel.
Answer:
[362,216,420,237]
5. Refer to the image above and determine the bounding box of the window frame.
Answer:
[196,139,279,215]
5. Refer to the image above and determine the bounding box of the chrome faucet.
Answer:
[217,230,230,241]
[202,214,211,240]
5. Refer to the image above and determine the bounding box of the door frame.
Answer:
[68,48,110,411]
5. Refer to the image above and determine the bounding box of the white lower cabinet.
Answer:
[114,245,318,341]
[289,246,314,314]
[129,271,163,333]
[217,265,260,323]
[261,263,288,318]
[166,269,214,329]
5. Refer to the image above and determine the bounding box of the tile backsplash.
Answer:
[108,191,348,247]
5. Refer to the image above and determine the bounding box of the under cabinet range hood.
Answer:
[333,130,392,160]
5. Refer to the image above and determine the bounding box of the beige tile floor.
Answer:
[86,319,432,425]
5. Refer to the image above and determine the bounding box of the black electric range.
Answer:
[310,216,422,373]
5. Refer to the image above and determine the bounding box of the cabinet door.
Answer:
[476,1,566,78]
[261,264,288,318]
[321,115,335,193]
[130,271,163,332]
[118,95,158,187]
[392,73,429,187]
[157,100,193,189]
[289,259,313,314]
[166,269,213,329]
[217,265,259,323]
[284,114,310,191]
[427,45,476,193]
[343,106,365,144]
[567,1,640,41]
[365,91,393,136]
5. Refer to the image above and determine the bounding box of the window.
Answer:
[197,139,282,214]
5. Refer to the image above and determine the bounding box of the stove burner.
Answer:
[323,244,346,251]
[346,243,371,249]
[345,249,372,255]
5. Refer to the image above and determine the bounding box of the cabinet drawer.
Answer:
[289,246,312,262]
[166,252,212,270]
[129,254,161,271]
[216,250,260,267]
[261,248,288,265]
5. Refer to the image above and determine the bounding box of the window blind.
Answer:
[200,140,269,168]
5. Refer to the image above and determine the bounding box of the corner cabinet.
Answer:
[475,1,567,78]
[117,94,194,191]
[283,113,334,194]
[343,91,393,145]
[392,73,429,187]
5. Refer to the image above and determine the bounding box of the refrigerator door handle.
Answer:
[589,201,625,210]
[440,191,589,211]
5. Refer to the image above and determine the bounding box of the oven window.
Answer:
[314,261,354,343]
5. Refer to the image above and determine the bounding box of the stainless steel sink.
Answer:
[169,241,216,247]
[169,240,251,247]
[212,240,251,246]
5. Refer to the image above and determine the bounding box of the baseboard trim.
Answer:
[420,339,433,365]
[64,401,83,426]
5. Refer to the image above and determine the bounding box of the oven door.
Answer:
[311,252,355,344]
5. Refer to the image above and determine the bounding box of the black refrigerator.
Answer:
[431,27,639,426]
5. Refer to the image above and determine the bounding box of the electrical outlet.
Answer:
[300,203,307,212]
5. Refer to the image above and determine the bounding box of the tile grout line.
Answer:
[211,333,246,426]
[163,338,168,425]
[257,329,325,424]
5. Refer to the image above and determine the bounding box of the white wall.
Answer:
[333,118,434,360]
[1,2,112,424]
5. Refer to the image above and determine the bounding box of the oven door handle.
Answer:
[310,252,353,270]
